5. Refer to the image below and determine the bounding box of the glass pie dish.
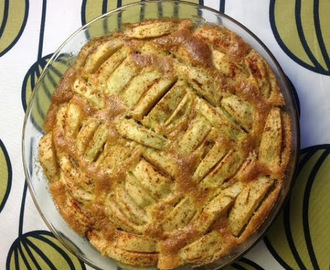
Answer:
[22,1,300,269]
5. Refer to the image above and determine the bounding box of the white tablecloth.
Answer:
[1,1,329,269]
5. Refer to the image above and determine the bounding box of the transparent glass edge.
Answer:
[22,1,300,269]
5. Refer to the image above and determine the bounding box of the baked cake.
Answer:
[39,18,292,269]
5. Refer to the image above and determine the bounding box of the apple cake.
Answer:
[39,18,292,269]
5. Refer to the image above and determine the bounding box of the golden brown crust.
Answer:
[39,19,292,269]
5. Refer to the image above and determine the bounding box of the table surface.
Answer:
[1,0,329,269]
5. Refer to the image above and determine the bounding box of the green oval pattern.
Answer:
[265,145,330,270]
[0,0,28,56]
[270,0,330,75]
[0,140,12,212]
[6,231,86,270]
[22,53,72,131]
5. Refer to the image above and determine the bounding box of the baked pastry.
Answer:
[39,18,292,269]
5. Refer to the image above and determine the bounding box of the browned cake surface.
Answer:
[39,19,292,269]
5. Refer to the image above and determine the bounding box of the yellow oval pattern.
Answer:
[0,0,28,56]
[265,145,330,270]
[82,0,202,24]
[224,257,263,269]
[0,140,11,212]
[7,231,86,270]
[270,0,330,74]
[81,0,201,38]
[22,54,71,130]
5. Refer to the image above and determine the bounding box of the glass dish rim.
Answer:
[22,1,300,269]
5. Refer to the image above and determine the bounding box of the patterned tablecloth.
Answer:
[1,0,329,269]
